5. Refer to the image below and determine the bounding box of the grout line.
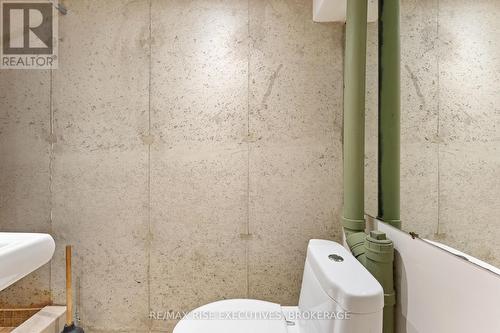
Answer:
[147,0,153,331]
[48,68,54,302]
[245,0,250,299]
[436,0,441,235]
[246,0,251,237]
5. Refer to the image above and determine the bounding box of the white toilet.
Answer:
[174,239,384,333]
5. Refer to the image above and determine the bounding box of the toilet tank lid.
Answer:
[307,239,384,313]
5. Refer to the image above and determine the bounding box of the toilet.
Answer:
[174,239,384,333]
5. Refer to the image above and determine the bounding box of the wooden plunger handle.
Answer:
[66,245,73,326]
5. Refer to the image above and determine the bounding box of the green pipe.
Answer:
[364,231,396,333]
[378,0,402,229]
[341,3,396,332]
[342,0,368,236]
[342,0,399,333]
[346,230,396,333]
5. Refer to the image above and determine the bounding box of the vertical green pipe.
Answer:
[365,231,395,333]
[342,0,368,237]
[378,0,402,229]
[342,2,396,332]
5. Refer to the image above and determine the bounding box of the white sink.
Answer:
[0,233,55,291]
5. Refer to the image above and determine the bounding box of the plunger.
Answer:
[62,245,84,333]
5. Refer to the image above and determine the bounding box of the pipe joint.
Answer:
[341,217,366,234]
[384,292,396,307]
[377,218,402,229]
[345,231,367,261]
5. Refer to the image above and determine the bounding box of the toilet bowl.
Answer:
[173,239,384,333]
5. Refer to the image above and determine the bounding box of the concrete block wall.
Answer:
[1,0,499,332]
[1,1,342,332]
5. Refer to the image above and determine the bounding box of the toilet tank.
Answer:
[298,239,383,333]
